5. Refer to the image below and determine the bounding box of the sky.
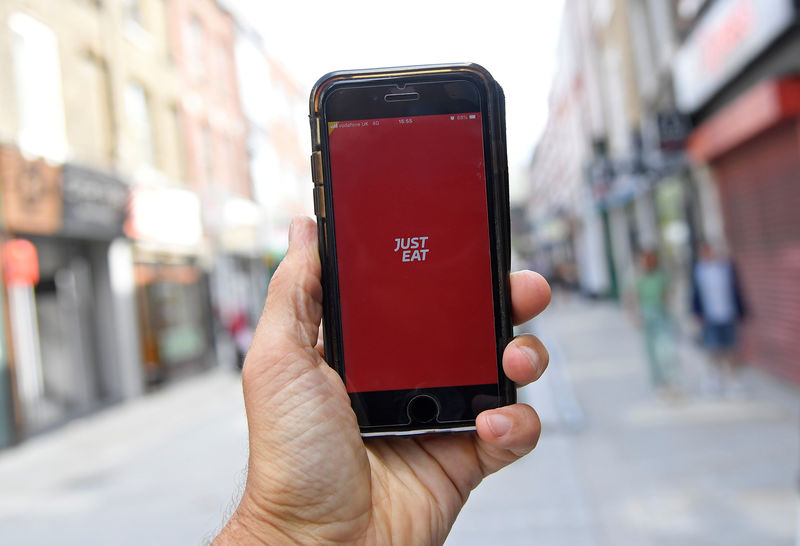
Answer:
[232,0,565,200]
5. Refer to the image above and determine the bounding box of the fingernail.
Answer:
[288,217,316,250]
[486,413,512,437]
[516,344,539,374]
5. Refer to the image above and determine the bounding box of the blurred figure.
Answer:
[692,242,747,396]
[635,250,677,394]
[227,308,254,369]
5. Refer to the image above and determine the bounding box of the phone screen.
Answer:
[327,112,498,394]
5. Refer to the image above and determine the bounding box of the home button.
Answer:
[407,395,439,424]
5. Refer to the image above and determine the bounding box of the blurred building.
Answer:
[226,21,308,353]
[528,0,725,319]
[526,0,612,297]
[530,0,800,382]
[226,3,310,253]
[674,0,800,381]
[623,0,717,323]
[165,0,261,371]
[0,0,307,447]
[107,0,217,388]
[0,0,168,438]
[529,0,651,299]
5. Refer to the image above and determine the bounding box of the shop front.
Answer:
[589,156,647,302]
[133,256,214,384]
[126,184,215,386]
[0,148,136,437]
[689,77,800,381]
[675,0,800,381]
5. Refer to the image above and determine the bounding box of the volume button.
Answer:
[313,185,326,218]
[313,117,321,147]
[310,152,323,184]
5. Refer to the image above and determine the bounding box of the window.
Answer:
[185,16,205,79]
[123,0,144,28]
[213,40,229,97]
[629,0,658,99]
[592,0,615,26]
[76,52,115,164]
[202,124,215,185]
[677,0,705,20]
[9,12,68,161]
[170,104,186,181]
[602,48,631,155]
[161,0,174,64]
[647,0,677,67]
[125,81,155,167]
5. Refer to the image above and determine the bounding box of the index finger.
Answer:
[510,271,551,325]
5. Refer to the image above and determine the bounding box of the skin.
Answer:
[214,216,551,545]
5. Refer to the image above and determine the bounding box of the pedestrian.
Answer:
[226,308,253,369]
[635,249,677,394]
[691,242,747,395]
[213,217,551,545]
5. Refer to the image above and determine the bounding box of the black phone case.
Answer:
[308,64,515,435]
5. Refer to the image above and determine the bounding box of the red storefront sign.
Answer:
[2,239,39,287]
[688,77,800,162]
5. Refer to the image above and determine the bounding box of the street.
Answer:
[449,298,798,546]
[0,298,797,545]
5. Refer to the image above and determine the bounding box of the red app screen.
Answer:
[328,113,498,393]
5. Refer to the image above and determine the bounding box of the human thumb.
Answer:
[253,216,322,353]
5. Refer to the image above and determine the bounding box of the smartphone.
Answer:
[309,64,514,436]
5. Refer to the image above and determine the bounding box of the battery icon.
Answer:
[469,114,476,119]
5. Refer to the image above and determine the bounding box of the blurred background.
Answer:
[0,0,798,544]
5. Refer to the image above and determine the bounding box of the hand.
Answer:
[215,217,551,545]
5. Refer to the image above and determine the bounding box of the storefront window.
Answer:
[134,261,214,385]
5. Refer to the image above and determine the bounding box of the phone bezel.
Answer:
[317,70,513,434]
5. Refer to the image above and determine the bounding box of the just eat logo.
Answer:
[393,236,430,262]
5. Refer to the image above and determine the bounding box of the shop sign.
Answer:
[219,196,263,253]
[125,185,203,248]
[656,110,692,151]
[60,164,129,240]
[674,0,798,112]
[0,146,62,235]
[2,239,39,286]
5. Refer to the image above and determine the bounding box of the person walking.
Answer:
[635,250,677,394]
[692,242,747,395]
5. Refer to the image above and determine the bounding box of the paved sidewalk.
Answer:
[0,371,249,545]
[0,298,797,545]
[448,297,798,546]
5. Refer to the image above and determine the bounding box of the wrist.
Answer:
[214,493,297,545]
[216,487,374,546]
